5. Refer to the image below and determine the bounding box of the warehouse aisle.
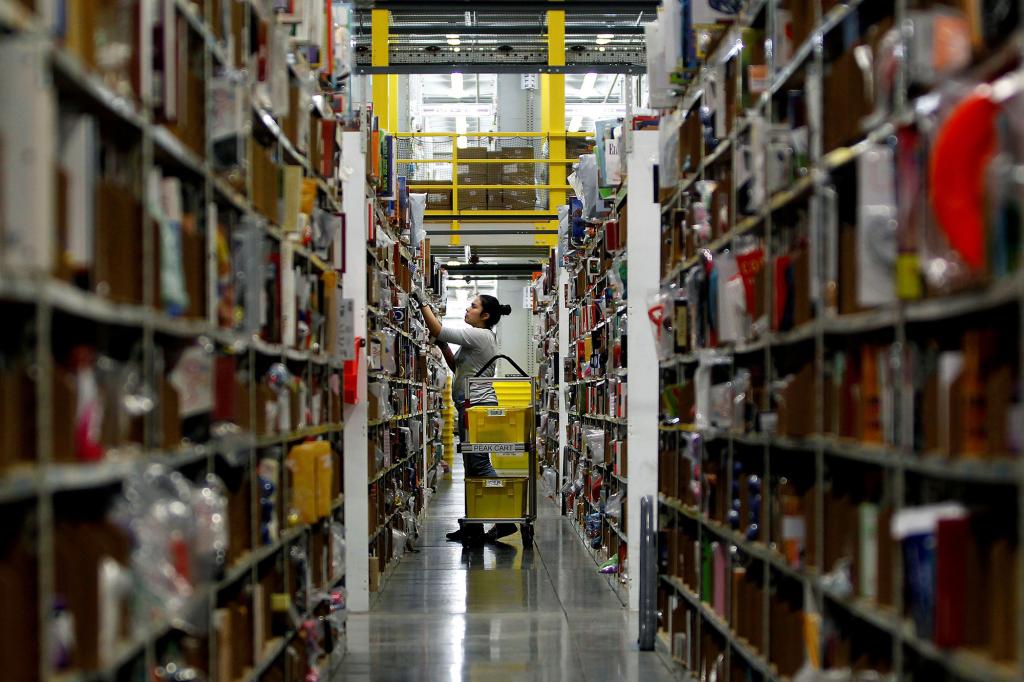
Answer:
[335,459,679,681]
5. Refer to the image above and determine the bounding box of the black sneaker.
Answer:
[446,527,484,545]
[484,523,518,542]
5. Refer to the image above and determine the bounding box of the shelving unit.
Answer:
[531,271,561,479]
[341,120,444,610]
[560,167,632,605]
[0,2,355,681]
[649,2,1024,682]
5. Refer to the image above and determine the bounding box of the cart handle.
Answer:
[474,354,529,378]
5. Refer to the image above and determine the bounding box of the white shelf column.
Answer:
[626,129,661,612]
[341,131,370,614]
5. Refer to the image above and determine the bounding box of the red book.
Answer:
[935,516,969,648]
[320,118,336,179]
[773,255,791,331]
[213,355,237,422]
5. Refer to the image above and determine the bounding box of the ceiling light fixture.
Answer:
[446,37,460,46]
[596,33,613,45]
[579,72,597,99]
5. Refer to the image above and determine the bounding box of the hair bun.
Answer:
[501,304,512,316]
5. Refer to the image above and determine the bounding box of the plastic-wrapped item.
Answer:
[368,380,394,421]
[409,193,427,247]
[540,465,558,499]
[659,110,682,190]
[731,369,752,431]
[381,329,398,375]
[258,457,280,544]
[193,473,229,575]
[605,492,624,520]
[647,289,676,362]
[583,426,605,463]
[391,529,408,560]
[111,466,229,630]
[709,381,733,429]
[330,522,346,580]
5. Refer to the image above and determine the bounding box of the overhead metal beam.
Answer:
[443,263,545,274]
[355,63,646,75]
[424,213,558,222]
[364,1,659,11]
[426,229,559,235]
[355,24,647,35]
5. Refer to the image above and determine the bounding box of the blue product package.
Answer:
[570,197,587,244]
[903,531,937,640]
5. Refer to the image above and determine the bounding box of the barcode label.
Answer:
[487,409,505,417]
[485,480,505,488]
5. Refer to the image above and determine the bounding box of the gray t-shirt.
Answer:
[437,325,499,405]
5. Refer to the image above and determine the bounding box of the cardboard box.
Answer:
[418,179,452,211]
[458,189,487,210]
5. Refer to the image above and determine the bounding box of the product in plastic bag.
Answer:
[111,466,230,631]
[330,522,346,580]
[540,465,558,500]
[583,426,606,463]
[258,457,279,544]
[605,492,624,520]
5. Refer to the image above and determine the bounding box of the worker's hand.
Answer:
[411,286,427,307]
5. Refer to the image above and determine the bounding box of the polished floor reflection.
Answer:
[334,460,681,681]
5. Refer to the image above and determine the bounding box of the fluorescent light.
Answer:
[579,72,597,99]
[596,33,613,45]
[451,72,464,97]
[447,37,460,46]
[446,34,459,39]
[453,46,461,52]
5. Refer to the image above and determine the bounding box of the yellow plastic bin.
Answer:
[465,477,528,519]
[466,405,534,444]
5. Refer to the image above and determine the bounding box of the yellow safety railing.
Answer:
[393,131,591,219]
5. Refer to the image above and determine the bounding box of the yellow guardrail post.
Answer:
[371,10,390,131]
[451,133,460,245]
[540,9,566,248]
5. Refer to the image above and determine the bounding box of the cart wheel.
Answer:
[521,523,535,547]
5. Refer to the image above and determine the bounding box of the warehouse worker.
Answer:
[412,290,517,544]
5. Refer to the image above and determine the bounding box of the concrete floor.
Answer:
[334,460,681,681]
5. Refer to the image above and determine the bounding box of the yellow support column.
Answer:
[388,75,399,133]
[451,135,460,246]
[540,9,566,248]
[371,10,390,130]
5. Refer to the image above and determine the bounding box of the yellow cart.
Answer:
[458,356,537,546]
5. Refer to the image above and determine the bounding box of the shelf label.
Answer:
[485,480,505,488]
[338,298,355,360]
[487,409,506,417]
